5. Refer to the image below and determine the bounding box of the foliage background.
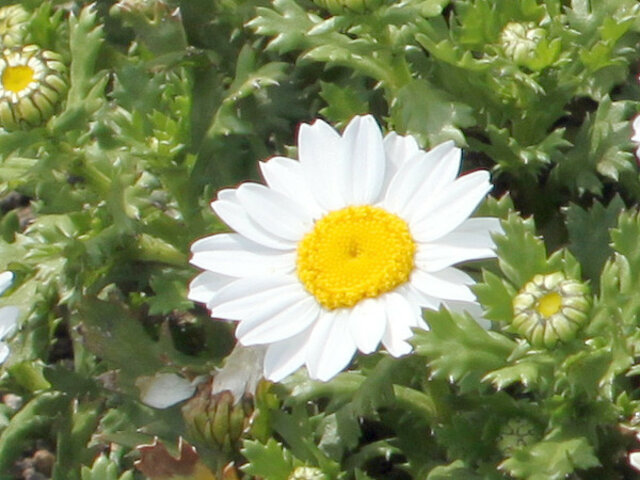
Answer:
[1,0,640,479]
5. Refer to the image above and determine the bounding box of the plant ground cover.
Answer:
[1,0,640,479]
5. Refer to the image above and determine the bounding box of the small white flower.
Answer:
[189,115,500,382]
[0,271,18,364]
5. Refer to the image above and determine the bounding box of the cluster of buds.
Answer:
[500,21,546,66]
[181,379,254,452]
[512,272,591,348]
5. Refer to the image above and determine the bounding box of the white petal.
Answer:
[415,217,501,271]
[0,306,19,339]
[633,116,640,142]
[306,310,357,381]
[237,296,320,345]
[190,234,295,277]
[340,115,386,204]
[236,183,313,241]
[410,268,476,303]
[209,276,305,320]
[405,284,441,311]
[137,373,195,409]
[188,271,234,304]
[211,191,295,250]
[383,132,420,170]
[348,298,385,354]
[631,451,640,471]
[259,156,325,219]
[382,149,437,214]
[0,342,9,364]
[410,170,492,242]
[389,142,461,218]
[298,119,347,211]
[0,271,13,295]
[212,344,266,400]
[382,293,417,356]
[263,329,312,382]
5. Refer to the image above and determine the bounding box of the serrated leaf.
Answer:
[67,5,105,109]
[483,357,553,392]
[427,460,482,480]
[390,79,476,146]
[241,439,300,480]
[499,434,599,480]
[412,309,516,391]
[473,270,517,323]
[494,213,549,289]
[565,196,624,289]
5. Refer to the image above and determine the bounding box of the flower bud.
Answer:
[0,45,68,130]
[0,5,29,48]
[181,379,253,452]
[500,22,546,65]
[496,417,539,455]
[512,272,590,348]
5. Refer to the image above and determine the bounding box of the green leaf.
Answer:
[390,79,476,147]
[565,196,624,289]
[66,5,105,110]
[499,433,599,480]
[0,392,69,473]
[473,270,517,323]
[427,460,482,480]
[241,439,301,480]
[494,213,549,289]
[412,309,516,391]
[319,80,371,124]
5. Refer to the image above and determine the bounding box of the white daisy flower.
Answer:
[188,115,500,382]
[0,44,67,130]
[0,271,19,364]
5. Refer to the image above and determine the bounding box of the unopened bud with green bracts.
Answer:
[181,379,254,452]
[0,44,67,130]
[500,22,546,66]
[512,272,591,348]
[0,5,29,48]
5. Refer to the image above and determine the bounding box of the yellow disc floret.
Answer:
[296,205,416,310]
[536,291,562,317]
[2,65,34,93]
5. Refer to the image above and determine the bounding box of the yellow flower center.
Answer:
[536,292,562,317]
[296,205,416,310]
[2,64,33,93]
